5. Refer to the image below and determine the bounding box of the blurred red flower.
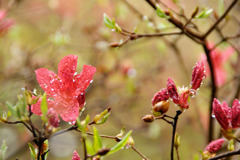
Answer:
[0,10,14,36]
[72,150,80,160]
[32,55,96,123]
[202,43,235,87]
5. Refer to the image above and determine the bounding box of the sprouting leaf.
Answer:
[195,8,213,19]
[6,102,16,117]
[218,0,225,16]
[108,130,132,155]
[0,140,7,160]
[156,5,170,19]
[91,108,111,125]
[103,13,115,29]
[93,127,102,152]
[28,143,36,160]
[86,139,96,155]
[77,115,90,135]
[41,93,48,122]
[115,23,122,33]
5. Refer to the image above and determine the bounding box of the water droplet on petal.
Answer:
[212,114,215,118]
[90,80,93,83]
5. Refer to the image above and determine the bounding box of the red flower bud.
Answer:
[191,61,206,90]
[178,90,189,109]
[72,150,81,160]
[152,88,169,106]
[167,78,179,104]
[212,98,230,130]
[204,138,225,153]
[47,108,60,128]
[231,99,240,128]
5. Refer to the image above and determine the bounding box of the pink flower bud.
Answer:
[205,138,225,153]
[212,98,230,130]
[167,78,179,104]
[72,150,81,160]
[231,99,240,128]
[152,88,169,106]
[178,90,190,109]
[191,61,206,90]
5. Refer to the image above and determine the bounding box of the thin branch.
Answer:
[171,110,182,160]
[203,44,217,143]
[203,0,238,38]
[209,149,240,160]
[82,138,88,160]
[3,120,33,133]
[131,146,150,160]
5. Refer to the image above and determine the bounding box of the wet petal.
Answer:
[35,68,62,98]
[58,55,78,85]
[74,65,96,96]
[31,97,42,115]
[47,108,60,128]
[53,98,79,123]
[77,91,86,108]
[152,88,169,106]
[167,78,179,104]
[231,99,240,128]
[179,91,189,109]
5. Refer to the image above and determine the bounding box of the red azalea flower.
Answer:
[191,61,206,90]
[32,55,96,123]
[202,42,234,87]
[212,98,240,130]
[0,10,14,36]
[205,138,225,153]
[167,78,180,104]
[72,150,80,160]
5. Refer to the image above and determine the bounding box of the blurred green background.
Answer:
[0,0,239,159]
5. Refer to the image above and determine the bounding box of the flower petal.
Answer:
[212,98,229,130]
[31,97,42,115]
[179,91,189,109]
[35,68,62,98]
[53,98,79,123]
[74,65,96,96]
[47,108,60,128]
[205,138,225,153]
[58,55,78,85]
[152,88,169,106]
[231,99,240,128]
[167,78,179,104]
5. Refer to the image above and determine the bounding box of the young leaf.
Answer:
[0,140,7,160]
[195,8,213,19]
[108,130,132,155]
[28,143,36,160]
[218,0,225,16]
[93,127,102,152]
[6,102,16,117]
[156,5,169,19]
[86,139,96,155]
[41,93,48,122]
[103,13,115,29]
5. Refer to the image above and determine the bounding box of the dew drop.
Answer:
[212,114,215,118]
[90,80,93,83]
[51,88,54,91]
[74,72,77,76]
[80,93,84,95]
[50,79,54,84]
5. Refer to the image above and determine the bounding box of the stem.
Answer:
[82,138,88,160]
[175,147,180,160]
[171,110,182,160]
[203,44,217,143]
[209,149,240,160]
[132,146,149,160]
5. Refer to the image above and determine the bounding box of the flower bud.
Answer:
[174,133,180,148]
[228,139,234,151]
[72,150,80,160]
[109,42,119,47]
[142,115,155,123]
[127,136,134,147]
[191,61,206,90]
[152,100,169,116]
[204,138,225,154]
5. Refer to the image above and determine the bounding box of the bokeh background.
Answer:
[0,0,240,159]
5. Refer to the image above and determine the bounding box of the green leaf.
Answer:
[0,140,7,160]
[6,102,16,117]
[96,113,110,125]
[115,23,122,33]
[195,8,213,19]
[108,130,132,155]
[103,13,115,29]
[41,93,48,122]
[28,143,36,160]
[86,139,96,155]
[156,5,170,19]
[93,127,102,152]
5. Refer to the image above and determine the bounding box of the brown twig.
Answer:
[132,146,149,160]
[208,149,240,160]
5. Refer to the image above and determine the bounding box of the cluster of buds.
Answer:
[212,98,240,140]
[150,61,206,117]
[202,138,225,160]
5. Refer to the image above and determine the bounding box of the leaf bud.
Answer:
[142,114,155,123]
[174,133,180,148]
[228,139,234,151]
[97,148,110,156]
[152,100,169,116]
[126,136,134,147]
[109,42,119,48]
